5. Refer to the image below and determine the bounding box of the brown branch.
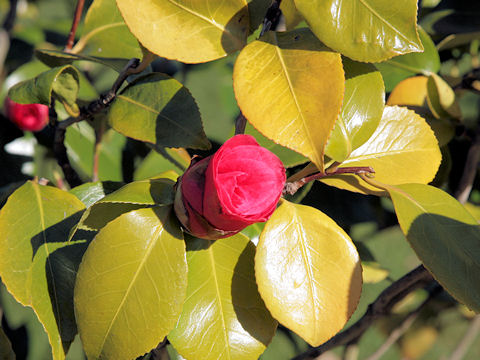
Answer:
[292,266,433,360]
[65,0,85,51]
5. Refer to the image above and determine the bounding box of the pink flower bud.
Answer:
[4,98,49,132]
[174,135,286,240]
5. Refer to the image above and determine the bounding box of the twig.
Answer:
[365,285,442,360]
[260,0,283,36]
[448,315,480,360]
[54,58,140,187]
[64,0,85,52]
[454,126,480,204]
[292,266,433,360]
[235,112,247,135]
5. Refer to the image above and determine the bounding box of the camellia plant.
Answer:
[0,0,479,359]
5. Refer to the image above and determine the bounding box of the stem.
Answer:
[283,166,375,196]
[292,266,433,360]
[65,0,85,51]
[235,112,247,135]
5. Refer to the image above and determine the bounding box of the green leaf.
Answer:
[321,106,442,195]
[73,178,175,234]
[234,28,344,171]
[247,0,271,33]
[325,58,385,162]
[245,123,307,168]
[35,49,131,73]
[108,73,211,150]
[0,181,87,360]
[294,0,423,62]
[134,148,190,181]
[0,326,15,360]
[71,0,141,59]
[169,234,277,360]
[69,181,124,207]
[375,27,441,92]
[74,207,187,360]
[387,184,480,312]
[426,73,462,120]
[7,65,80,117]
[116,0,249,63]
[255,200,362,346]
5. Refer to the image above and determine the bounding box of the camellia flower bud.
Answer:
[4,97,49,132]
[174,134,286,240]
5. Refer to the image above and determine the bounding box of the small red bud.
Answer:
[4,97,49,132]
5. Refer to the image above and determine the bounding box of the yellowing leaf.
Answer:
[255,200,362,346]
[116,0,249,63]
[74,207,187,360]
[281,0,304,30]
[321,106,441,195]
[0,182,86,360]
[169,234,277,360]
[387,184,480,312]
[294,0,423,62]
[234,28,344,171]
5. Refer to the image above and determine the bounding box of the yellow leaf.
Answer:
[234,28,344,171]
[116,0,249,63]
[387,76,429,107]
[255,200,362,346]
[281,0,304,30]
[321,106,441,195]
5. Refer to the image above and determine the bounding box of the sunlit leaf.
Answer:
[71,0,141,59]
[169,234,277,360]
[69,181,124,207]
[7,65,80,117]
[116,0,249,63]
[255,200,362,346]
[321,106,441,195]
[464,203,480,223]
[108,73,210,150]
[362,261,389,284]
[294,0,423,62]
[426,73,462,120]
[234,28,344,171]
[74,207,187,360]
[375,27,440,92]
[0,182,87,360]
[387,184,480,312]
[325,58,385,162]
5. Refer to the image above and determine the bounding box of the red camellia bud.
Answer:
[4,97,49,132]
[174,134,286,240]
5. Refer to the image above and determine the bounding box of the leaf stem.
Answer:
[65,0,85,52]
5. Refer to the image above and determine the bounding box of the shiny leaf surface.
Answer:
[295,0,423,62]
[74,207,187,360]
[108,73,210,150]
[255,200,362,346]
[169,234,277,360]
[321,106,442,195]
[7,65,80,117]
[325,58,385,162]
[388,184,480,312]
[234,28,344,171]
[0,182,86,360]
[71,0,141,59]
[375,27,440,92]
[69,181,124,208]
[116,0,249,63]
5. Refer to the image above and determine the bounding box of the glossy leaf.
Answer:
[71,0,141,59]
[116,0,249,63]
[426,73,462,119]
[35,49,130,72]
[387,76,455,146]
[0,181,87,360]
[255,200,362,346]
[294,0,423,62]
[73,178,175,234]
[321,106,442,195]
[375,28,440,92]
[325,58,385,162]
[134,148,190,181]
[387,184,480,312]
[245,122,307,168]
[108,73,210,150]
[74,207,187,360]
[7,65,80,116]
[69,181,124,207]
[234,28,344,171]
[169,234,277,360]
